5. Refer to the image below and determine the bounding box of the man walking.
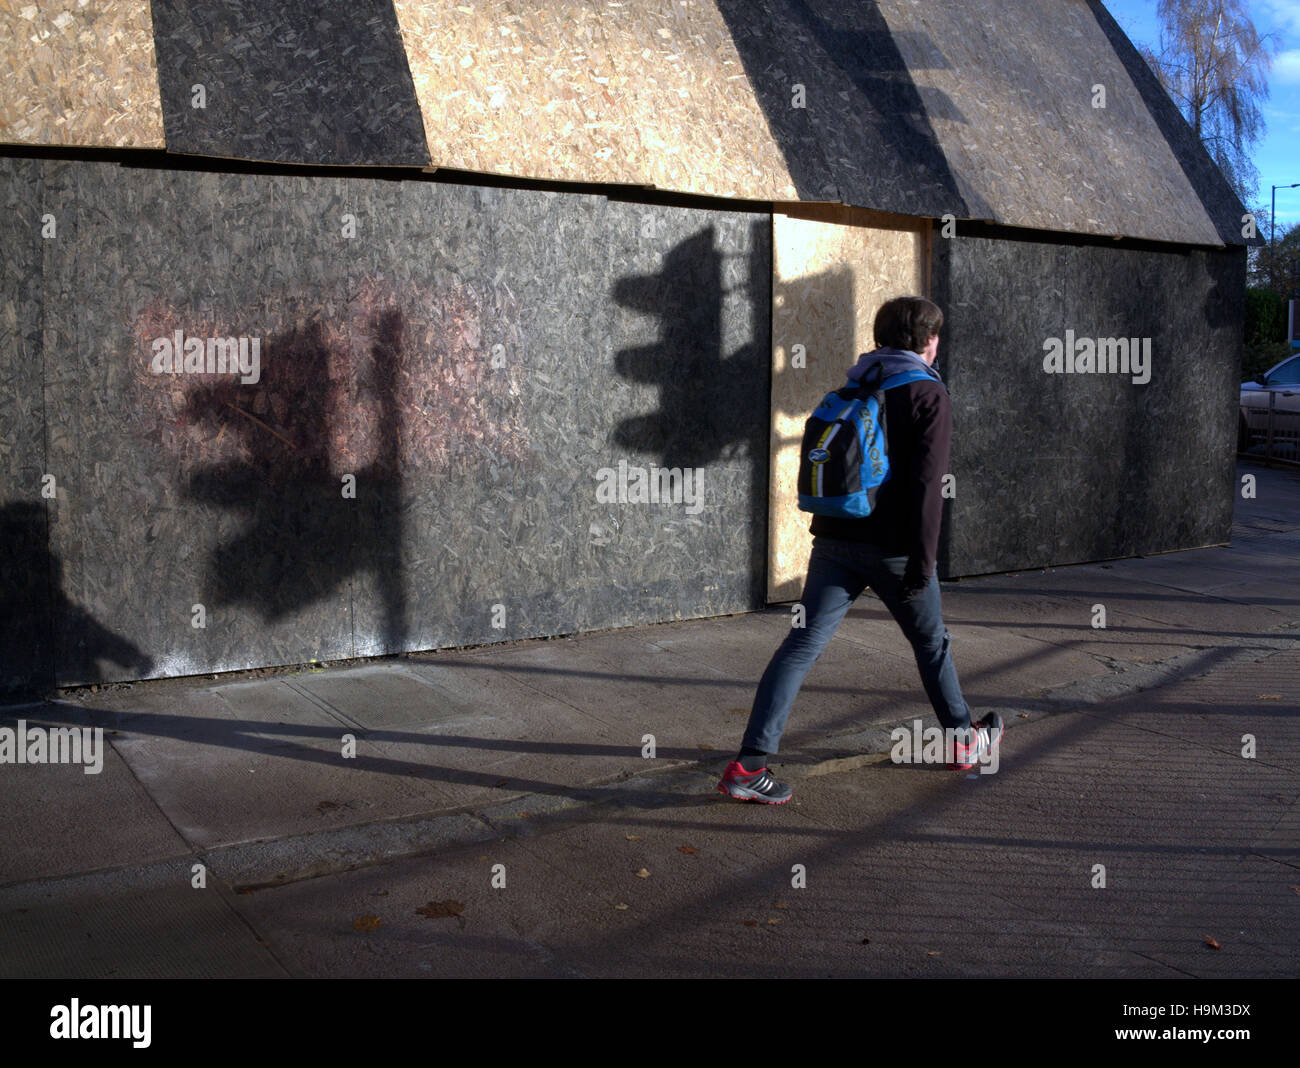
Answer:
[718,296,1002,804]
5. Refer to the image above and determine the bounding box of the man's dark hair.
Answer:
[873,296,943,352]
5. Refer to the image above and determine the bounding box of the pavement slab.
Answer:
[0,705,190,885]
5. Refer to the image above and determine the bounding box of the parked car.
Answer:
[1239,351,1300,453]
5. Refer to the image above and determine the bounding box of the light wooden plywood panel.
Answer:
[391,0,796,199]
[769,207,924,602]
[0,0,163,147]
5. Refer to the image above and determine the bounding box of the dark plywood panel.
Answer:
[149,0,429,166]
[1078,245,1238,558]
[388,192,772,650]
[936,230,1242,578]
[366,182,619,656]
[878,0,1223,246]
[715,0,966,215]
[354,188,771,656]
[603,204,772,622]
[0,158,44,493]
[31,160,770,683]
[1058,244,1240,562]
[934,233,1070,577]
[0,158,52,694]
[1086,0,1248,247]
[41,162,364,683]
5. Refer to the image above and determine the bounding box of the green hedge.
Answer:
[1245,287,1287,346]
[1242,340,1294,381]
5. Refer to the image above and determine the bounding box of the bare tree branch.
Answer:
[1149,0,1278,203]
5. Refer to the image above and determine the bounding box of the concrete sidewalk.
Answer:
[1,463,1296,978]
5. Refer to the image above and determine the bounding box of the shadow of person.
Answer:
[0,501,154,698]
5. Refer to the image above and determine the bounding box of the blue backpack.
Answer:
[796,361,935,518]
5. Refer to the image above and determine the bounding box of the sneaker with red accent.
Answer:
[946,712,1004,770]
[716,761,793,804]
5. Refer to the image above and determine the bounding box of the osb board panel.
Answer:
[600,206,772,622]
[32,160,770,684]
[392,196,771,651]
[935,233,1241,579]
[876,0,1223,246]
[392,0,797,199]
[149,0,429,166]
[1086,0,1247,246]
[931,235,1073,577]
[352,191,770,658]
[0,0,164,148]
[0,158,53,693]
[40,161,358,683]
[1054,242,1241,559]
[715,0,967,214]
[768,210,924,602]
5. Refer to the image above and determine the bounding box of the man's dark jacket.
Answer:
[808,347,952,583]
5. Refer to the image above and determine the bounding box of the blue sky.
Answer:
[1103,0,1300,231]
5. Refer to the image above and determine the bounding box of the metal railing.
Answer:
[1240,388,1300,467]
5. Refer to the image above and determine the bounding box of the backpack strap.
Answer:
[849,365,942,394]
[881,369,939,390]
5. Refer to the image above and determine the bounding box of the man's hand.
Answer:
[900,559,930,602]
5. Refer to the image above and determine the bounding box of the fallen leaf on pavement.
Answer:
[767,918,781,925]
[416,900,465,919]
[678,845,699,855]
[352,915,381,932]
[635,868,651,878]
[1204,936,1221,950]
[775,903,789,909]
[615,903,629,910]
[625,834,640,841]
[742,920,758,927]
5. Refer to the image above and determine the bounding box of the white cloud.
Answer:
[1275,47,1300,82]
[1262,104,1300,130]
[1261,0,1300,32]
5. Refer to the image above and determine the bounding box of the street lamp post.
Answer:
[1279,183,1300,309]
[1271,182,1300,287]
